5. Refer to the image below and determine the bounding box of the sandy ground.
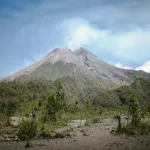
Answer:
[0,119,150,150]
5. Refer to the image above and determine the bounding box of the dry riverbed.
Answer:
[0,119,150,150]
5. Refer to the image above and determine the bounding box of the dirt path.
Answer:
[0,119,150,150]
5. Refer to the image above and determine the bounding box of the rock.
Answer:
[54,133,65,138]
[14,137,19,141]
[0,135,5,141]
[2,134,8,138]
[8,134,15,138]
[67,120,87,128]
[74,139,78,142]
[25,142,33,148]
[9,117,29,127]
[14,136,20,141]
[83,132,90,136]
[80,129,84,132]
[6,137,11,141]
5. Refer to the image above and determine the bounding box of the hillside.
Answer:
[1,77,150,115]
[116,78,150,104]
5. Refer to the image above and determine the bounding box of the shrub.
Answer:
[115,94,150,135]
[18,120,37,141]
[116,123,150,135]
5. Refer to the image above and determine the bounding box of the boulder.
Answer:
[9,117,29,127]
[6,137,11,142]
[67,120,87,128]
[0,135,5,142]
[14,136,20,141]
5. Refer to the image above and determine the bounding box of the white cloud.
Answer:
[58,18,150,66]
[67,25,105,50]
[136,60,150,73]
[59,18,108,50]
[114,63,132,70]
[1,0,150,77]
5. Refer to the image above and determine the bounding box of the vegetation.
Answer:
[116,94,150,135]
[18,120,37,148]
[116,78,150,104]
[0,78,150,140]
[18,120,37,141]
[0,80,53,125]
[45,81,66,121]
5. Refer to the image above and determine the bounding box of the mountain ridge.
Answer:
[1,48,150,106]
[3,47,150,89]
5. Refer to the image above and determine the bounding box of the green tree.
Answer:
[128,94,141,127]
[86,99,92,110]
[46,81,66,121]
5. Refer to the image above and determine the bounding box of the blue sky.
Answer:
[0,0,150,78]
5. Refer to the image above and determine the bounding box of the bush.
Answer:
[18,120,37,141]
[115,94,150,135]
[116,123,150,135]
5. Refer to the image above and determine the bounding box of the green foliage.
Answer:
[18,120,37,141]
[117,122,150,135]
[128,94,141,127]
[128,94,147,127]
[116,94,150,135]
[85,99,92,110]
[116,78,150,105]
[0,100,17,116]
[45,81,66,121]
[0,80,53,118]
[140,104,147,120]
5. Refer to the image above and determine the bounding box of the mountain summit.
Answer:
[3,47,150,106]
[5,48,149,89]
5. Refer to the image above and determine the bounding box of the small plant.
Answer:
[92,117,100,123]
[86,99,92,110]
[114,115,121,130]
[18,120,37,147]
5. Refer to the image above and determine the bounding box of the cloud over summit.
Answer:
[0,0,150,77]
[58,18,150,68]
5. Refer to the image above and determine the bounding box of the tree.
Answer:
[128,94,141,127]
[86,99,92,110]
[46,81,66,121]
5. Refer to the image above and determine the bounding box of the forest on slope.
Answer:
[0,77,150,118]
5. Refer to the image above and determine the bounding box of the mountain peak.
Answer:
[4,47,150,89]
[48,47,88,56]
[53,48,72,53]
[74,47,88,55]
[46,48,72,57]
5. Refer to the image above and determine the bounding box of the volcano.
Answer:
[3,47,150,105]
[5,48,149,88]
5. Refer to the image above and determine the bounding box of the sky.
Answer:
[0,0,150,78]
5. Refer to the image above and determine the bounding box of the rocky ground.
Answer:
[0,119,150,150]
